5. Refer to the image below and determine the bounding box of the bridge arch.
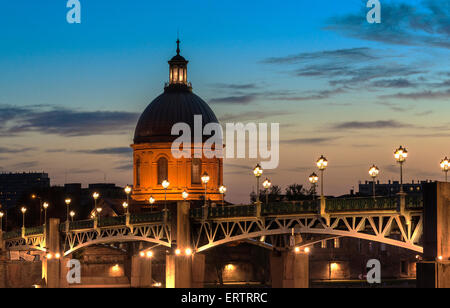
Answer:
[193,214,423,253]
[63,236,171,256]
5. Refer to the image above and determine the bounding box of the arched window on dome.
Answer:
[191,158,202,185]
[136,158,141,187]
[157,157,168,185]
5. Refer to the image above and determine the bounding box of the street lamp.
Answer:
[253,164,263,205]
[262,178,271,205]
[394,146,408,192]
[0,211,3,231]
[182,190,189,201]
[65,198,71,223]
[43,202,49,224]
[368,165,379,199]
[122,202,128,214]
[219,185,227,206]
[70,211,75,222]
[149,196,155,212]
[124,185,132,206]
[316,155,328,199]
[201,172,210,207]
[162,180,170,212]
[93,192,100,212]
[308,173,319,200]
[440,157,449,182]
[96,207,102,224]
[21,207,27,229]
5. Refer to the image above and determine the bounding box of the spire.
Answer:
[176,38,180,55]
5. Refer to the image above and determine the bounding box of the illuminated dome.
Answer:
[133,40,218,144]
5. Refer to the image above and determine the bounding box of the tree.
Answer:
[285,184,308,201]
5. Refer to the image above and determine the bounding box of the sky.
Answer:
[0,0,449,204]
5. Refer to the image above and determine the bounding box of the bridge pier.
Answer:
[42,218,61,288]
[131,255,152,288]
[417,182,450,288]
[166,201,205,288]
[270,250,309,288]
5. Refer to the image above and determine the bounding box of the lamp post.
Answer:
[31,194,42,225]
[368,165,379,199]
[308,173,319,200]
[316,155,328,199]
[122,202,128,214]
[70,211,75,222]
[43,202,49,225]
[219,185,227,206]
[65,198,71,223]
[149,196,155,213]
[201,172,210,207]
[182,190,189,201]
[21,207,27,229]
[124,185,132,207]
[96,207,102,224]
[440,157,449,182]
[262,178,271,205]
[162,180,170,212]
[0,211,3,232]
[93,192,100,212]
[394,146,408,193]
[253,164,263,205]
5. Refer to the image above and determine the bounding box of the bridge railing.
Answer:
[130,211,168,224]
[3,230,22,240]
[405,195,423,210]
[57,211,168,231]
[190,195,424,219]
[262,200,319,215]
[24,225,44,236]
[326,196,398,212]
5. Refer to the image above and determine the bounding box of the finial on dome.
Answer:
[176,38,180,55]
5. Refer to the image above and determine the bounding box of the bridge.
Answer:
[0,182,448,288]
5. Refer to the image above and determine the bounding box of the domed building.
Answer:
[131,40,223,204]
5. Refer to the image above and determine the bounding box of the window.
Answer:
[136,159,141,187]
[157,157,168,184]
[191,158,202,184]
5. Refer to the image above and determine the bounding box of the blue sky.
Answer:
[0,0,449,203]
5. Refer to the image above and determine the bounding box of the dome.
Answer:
[133,88,219,144]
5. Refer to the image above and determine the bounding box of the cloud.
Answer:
[114,162,133,171]
[210,83,260,90]
[371,78,417,88]
[380,89,450,100]
[209,95,257,105]
[261,47,379,64]
[0,105,139,137]
[376,102,411,112]
[281,137,338,145]
[325,0,450,49]
[0,146,35,154]
[331,120,411,130]
[262,46,425,89]
[76,147,132,156]
[272,88,346,101]
[415,110,433,116]
[10,161,39,169]
[219,111,289,122]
